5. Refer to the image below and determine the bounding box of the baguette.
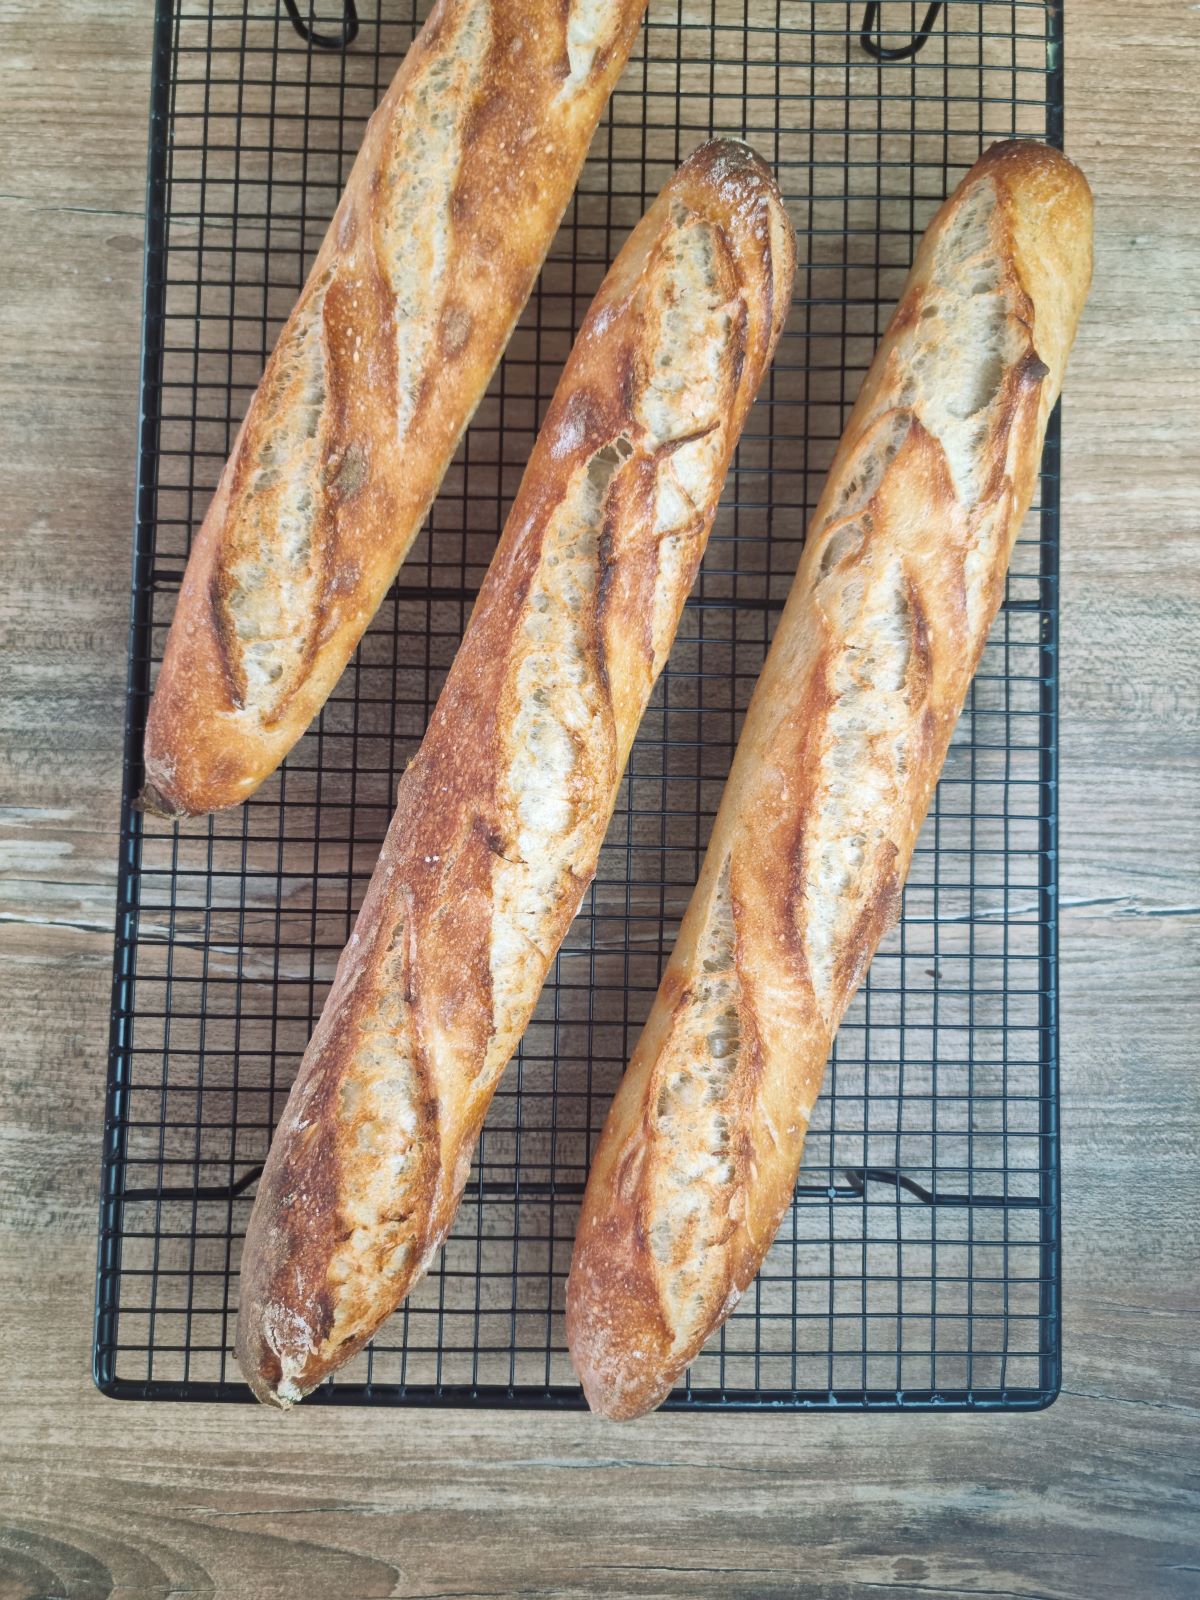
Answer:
[141,0,649,818]
[235,141,796,1407]
[566,140,1093,1420]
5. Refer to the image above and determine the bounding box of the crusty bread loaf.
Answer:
[235,141,796,1407]
[566,140,1093,1420]
[141,0,649,818]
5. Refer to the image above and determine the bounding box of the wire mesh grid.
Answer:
[96,0,1063,1408]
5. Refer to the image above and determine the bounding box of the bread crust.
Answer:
[235,140,796,1407]
[566,140,1093,1421]
[142,0,649,818]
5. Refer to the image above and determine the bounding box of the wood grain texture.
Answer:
[0,0,1197,1596]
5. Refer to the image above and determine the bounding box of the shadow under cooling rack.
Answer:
[96,0,1064,1410]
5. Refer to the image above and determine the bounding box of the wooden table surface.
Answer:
[2,1,1197,1595]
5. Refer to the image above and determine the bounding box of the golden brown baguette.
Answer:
[141,0,649,818]
[235,141,797,1407]
[566,140,1093,1420]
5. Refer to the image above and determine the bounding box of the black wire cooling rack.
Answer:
[96,0,1065,1409]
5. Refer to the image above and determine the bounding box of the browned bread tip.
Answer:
[235,139,797,1407]
[566,139,1094,1421]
